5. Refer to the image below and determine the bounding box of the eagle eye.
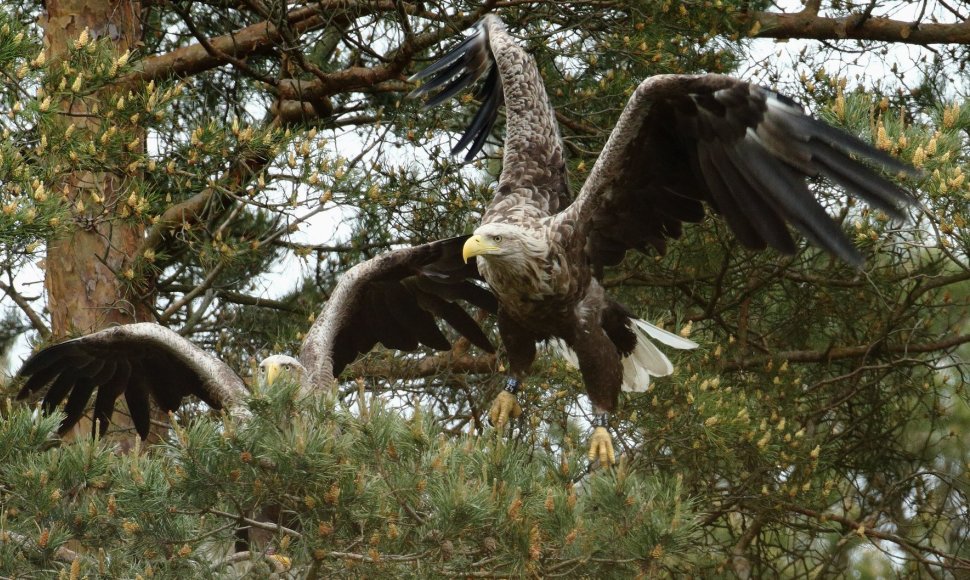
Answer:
[492,235,502,242]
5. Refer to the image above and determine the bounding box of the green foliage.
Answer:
[0,11,65,254]
[1,0,968,576]
[0,388,701,577]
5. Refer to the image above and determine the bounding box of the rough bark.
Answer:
[42,0,157,449]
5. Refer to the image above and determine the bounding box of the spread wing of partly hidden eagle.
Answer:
[407,15,919,464]
[12,237,497,440]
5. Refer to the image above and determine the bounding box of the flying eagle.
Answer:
[13,237,497,439]
[408,15,917,463]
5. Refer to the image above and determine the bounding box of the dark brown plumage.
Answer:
[14,236,496,439]
[410,15,918,462]
[301,235,497,383]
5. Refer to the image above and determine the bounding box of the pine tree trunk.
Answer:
[41,0,158,448]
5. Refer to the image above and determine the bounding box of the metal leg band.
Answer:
[593,412,610,429]
[504,377,521,394]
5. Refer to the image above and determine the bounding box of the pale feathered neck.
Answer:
[477,225,553,294]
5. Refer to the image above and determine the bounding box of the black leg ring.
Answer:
[504,377,521,394]
[593,412,610,429]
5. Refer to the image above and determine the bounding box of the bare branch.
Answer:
[783,504,970,570]
[348,352,497,381]
[748,9,970,44]
[0,279,50,339]
[721,333,970,371]
[158,262,227,323]
[204,508,303,538]
[162,283,303,313]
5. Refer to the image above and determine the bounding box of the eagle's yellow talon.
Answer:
[588,426,616,465]
[488,390,522,431]
[268,554,292,572]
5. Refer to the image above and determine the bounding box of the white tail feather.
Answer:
[632,318,699,350]
[548,318,697,393]
[549,337,578,367]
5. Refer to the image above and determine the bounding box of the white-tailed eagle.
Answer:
[408,15,917,463]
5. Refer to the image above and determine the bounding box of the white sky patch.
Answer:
[3,256,46,378]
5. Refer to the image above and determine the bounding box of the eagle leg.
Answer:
[488,377,522,431]
[587,413,616,465]
[568,324,622,466]
[491,313,536,432]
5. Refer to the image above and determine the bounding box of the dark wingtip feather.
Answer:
[736,137,867,267]
[809,142,912,221]
[408,57,467,101]
[124,376,152,440]
[408,19,500,162]
[453,65,503,161]
[436,301,496,353]
[408,24,488,100]
[421,71,477,110]
[813,116,921,179]
[59,377,95,436]
[407,29,482,85]
[41,373,76,413]
[767,94,923,181]
[17,340,83,379]
[323,235,498,381]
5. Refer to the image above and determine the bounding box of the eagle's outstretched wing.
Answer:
[410,15,572,221]
[14,238,498,436]
[560,74,919,270]
[300,235,498,388]
[414,16,919,269]
[14,323,249,439]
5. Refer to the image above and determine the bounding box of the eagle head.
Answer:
[258,354,307,387]
[463,223,539,263]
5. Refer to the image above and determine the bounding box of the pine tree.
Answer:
[2,1,969,576]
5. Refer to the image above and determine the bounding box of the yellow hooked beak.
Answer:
[462,235,498,263]
[263,362,281,386]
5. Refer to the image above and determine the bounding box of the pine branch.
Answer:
[272,7,496,105]
[158,262,226,323]
[319,550,430,563]
[0,531,77,563]
[167,1,278,87]
[138,145,271,259]
[720,333,970,371]
[210,550,290,574]
[129,2,491,103]
[130,4,332,85]
[730,513,766,579]
[783,504,970,570]
[748,8,970,44]
[346,352,497,381]
[161,283,303,313]
[0,279,50,339]
[270,238,408,253]
[204,508,303,538]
